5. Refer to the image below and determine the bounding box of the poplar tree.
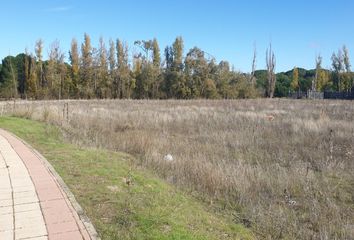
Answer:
[108,39,117,97]
[331,50,344,91]
[133,57,142,98]
[116,39,132,98]
[314,55,322,91]
[80,33,93,98]
[343,45,351,73]
[291,67,299,91]
[163,46,173,98]
[35,39,44,97]
[250,45,257,85]
[317,70,330,91]
[47,40,65,99]
[69,38,80,97]
[151,38,161,98]
[98,37,109,98]
[24,49,30,98]
[342,45,353,91]
[27,54,38,98]
[165,37,187,98]
[215,61,232,98]
[134,40,153,98]
[266,43,276,98]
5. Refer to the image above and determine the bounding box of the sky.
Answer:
[1,0,354,72]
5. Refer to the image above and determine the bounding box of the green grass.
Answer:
[0,117,252,240]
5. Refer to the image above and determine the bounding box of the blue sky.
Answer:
[1,0,354,72]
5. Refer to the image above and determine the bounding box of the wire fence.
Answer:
[288,90,354,100]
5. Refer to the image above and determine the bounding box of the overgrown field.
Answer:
[3,99,354,239]
[0,117,251,240]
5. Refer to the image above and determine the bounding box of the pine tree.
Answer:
[0,56,18,98]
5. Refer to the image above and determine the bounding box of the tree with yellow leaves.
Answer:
[291,67,299,91]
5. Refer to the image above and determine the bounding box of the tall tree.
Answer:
[266,43,276,98]
[108,39,117,97]
[152,38,161,68]
[0,56,18,98]
[172,37,184,71]
[80,33,93,98]
[133,56,143,98]
[342,45,353,91]
[23,49,30,98]
[47,40,66,99]
[116,39,132,98]
[316,69,330,91]
[215,61,232,98]
[97,37,109,98]
[35,39,45,97]
[250,44,257,85]
[331,49,344,91]
[151,38,161,98]
[163,46,173,98]
[166,37,188,98]
[314,55,322,91]
[185,47,215,98]
[291,67,299,91]
[134,39,154,98]
[69,38,80,97]
[343,45,351,73]
[27,54,38,98]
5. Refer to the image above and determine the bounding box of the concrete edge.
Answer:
[3,129,101,240]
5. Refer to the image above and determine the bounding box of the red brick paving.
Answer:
[0,129,92,240]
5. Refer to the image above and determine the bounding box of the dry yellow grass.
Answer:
[4,99,354,239]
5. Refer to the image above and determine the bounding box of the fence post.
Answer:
[62,103,69,122]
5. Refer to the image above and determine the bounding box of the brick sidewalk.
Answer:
[0,129,97,240]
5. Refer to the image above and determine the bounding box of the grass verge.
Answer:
[0,116,252,240]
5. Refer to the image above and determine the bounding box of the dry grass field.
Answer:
[3,99,354,239]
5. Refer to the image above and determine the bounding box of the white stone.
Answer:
[164,154,174,162]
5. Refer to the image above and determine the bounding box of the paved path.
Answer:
[0,129,96,240]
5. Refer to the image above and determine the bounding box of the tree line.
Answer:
[257,45,353,97]
[0,34,352,99]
